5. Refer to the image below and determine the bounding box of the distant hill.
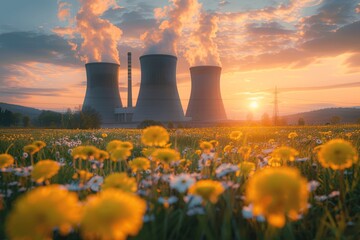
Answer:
[1,103,360,125]
[0,102,42,119]
[283,108,360,125]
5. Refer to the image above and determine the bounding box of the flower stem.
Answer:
[339,170,348,218]
[30,155,34,166]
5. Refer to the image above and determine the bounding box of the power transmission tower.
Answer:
[273,86,279,125]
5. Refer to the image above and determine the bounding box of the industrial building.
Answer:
[82,53,227,127]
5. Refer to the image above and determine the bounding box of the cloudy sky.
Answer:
[0,0,359,119]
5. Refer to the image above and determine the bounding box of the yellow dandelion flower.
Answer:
[107,140,123,153]
[81,146,100,160]
[6,185,81,239]
[230,131,242,140]
[71,146,88,160]
[268,157,283,167]
[237,161,255,177]
[81,189,146,240]
[110,148,132,162]
[188,180,225,204]
[179,159,192,168]
[73,170,93,184]
[210,140,219,148]
[23,144,40,155]
[0,153,14,168]
[129,157,150,172]
[200,141,213,154]
[288,132,298,139]
[152,148,180,167]
[345,132,352,138]
[246,167,309,228]
[141,126,169,147]
[119,141,133,150]
[317,139,358,170]
[98,150,109,162]
[271,146,299,163]
[31,159,60,183]
[101,133,108,138]
[195,149,202,155]
[223,145,232,153]
[107,140,133,153]
[32,140,46,150]
[102,173,137,193]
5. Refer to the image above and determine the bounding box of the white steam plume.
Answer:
[54,0,122,64]
[184,11,221,66]
[142,0,201,55]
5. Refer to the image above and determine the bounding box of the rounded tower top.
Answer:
[190,65,221,70]
[140,54,177,60]
[85,62,120,67]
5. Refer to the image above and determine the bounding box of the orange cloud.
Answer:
[54,0,122,64]
[221,0,319,23]
[57,1,71,22]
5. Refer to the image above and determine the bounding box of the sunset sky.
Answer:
[0,0,359,120]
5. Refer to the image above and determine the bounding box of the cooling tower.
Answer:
[133,54,185,122]
[186,66,227,122]
[82,62,122,124]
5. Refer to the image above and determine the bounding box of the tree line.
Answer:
[0,107,101,129]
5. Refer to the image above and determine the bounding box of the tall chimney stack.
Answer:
[127,52,133,108]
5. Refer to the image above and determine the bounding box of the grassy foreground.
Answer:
[0,125,360,240]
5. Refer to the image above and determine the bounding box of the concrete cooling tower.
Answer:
[82,62,122,125]
[186,66,227,122]
[133,54,185,122]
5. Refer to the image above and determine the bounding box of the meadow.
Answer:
[0,125,359,240]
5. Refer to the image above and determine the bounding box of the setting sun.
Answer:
[249,101,259,110]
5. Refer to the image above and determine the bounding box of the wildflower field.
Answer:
[0,125,359,240]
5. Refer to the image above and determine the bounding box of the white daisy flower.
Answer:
[307,180,320,192]
[170,174,195,193]
[87,176,104,192]
[215,163,239,178]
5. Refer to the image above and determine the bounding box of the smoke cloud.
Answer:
[142,0,201,55]
[184,11,221,66]
[54,0,122,64]
[57,1,72,21]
